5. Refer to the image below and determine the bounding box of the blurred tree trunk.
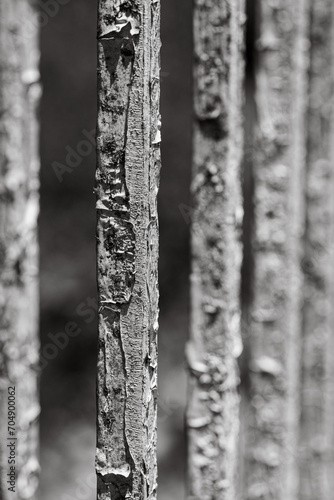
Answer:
[95,1,161,499]
[0,1,41,499]
[245,1,309,499]
[299,2,334,499]
[186,1,245,498]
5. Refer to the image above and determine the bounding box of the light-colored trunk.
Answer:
[186,1,244,498]
[0,1,41,499]
[299,2,334,499]
[245,1,309,499]
[95,1,161,499]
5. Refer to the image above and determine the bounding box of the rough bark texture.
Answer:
[245,1,309,499]
[95,1,161,499]
[0,1,41,499]
[299,2,334,499]
[186,1,244,499]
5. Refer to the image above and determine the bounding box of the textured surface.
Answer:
[186,1,245,498]
[245,1,309,499]
[299,2,334,499]
[96,1,161,499]
[0,1,41,499]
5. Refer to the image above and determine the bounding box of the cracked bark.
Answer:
[299,2,334,499]
[244,1,309,499]
[96,1,161,499]
[0,1,41,499]
[186,1,245,499]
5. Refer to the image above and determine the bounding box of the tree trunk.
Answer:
[186,1,245,498]
[299,2,334,499]
[95,1,161,499]
[244,1,309,499]
[0,1,41,499]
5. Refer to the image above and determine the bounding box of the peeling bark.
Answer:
[186,1,245,499]
[244,1,309,499]
[299,2,334,499]
[0,1,41,499]
[95,1,161,499]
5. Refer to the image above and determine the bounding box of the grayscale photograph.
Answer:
[0,1,333,499]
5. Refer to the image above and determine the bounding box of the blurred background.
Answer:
[39,1,192,499]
